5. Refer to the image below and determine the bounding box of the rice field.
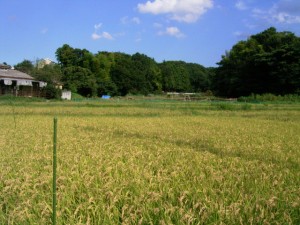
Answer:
[0,99,299,224]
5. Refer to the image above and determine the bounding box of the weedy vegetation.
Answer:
[0,99,299,224]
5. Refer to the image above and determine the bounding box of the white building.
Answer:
[61,90,72,100]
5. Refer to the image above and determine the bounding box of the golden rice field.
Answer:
[0,99,299,224]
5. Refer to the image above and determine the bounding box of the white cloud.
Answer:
[132,17,141,24]
[92,31,114,40]
[92,23,114,40]
[137,0,213,23]
[252,0,300,24]
[101,32,114,40]
[158,26,185,38]
[94,23,102,30]
[91,33,101,40]
[121,16,141,24]
[235,1,247,10]
[273,12,300,23]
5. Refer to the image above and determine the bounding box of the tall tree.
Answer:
[56,44,78,67]
[187,63,210,92]
[160,61,191,92]
[94,52,118,96]
[110,53,136,96]
[131,53,162,94]
[62,66,97,97]
[215,27,300,97]
[31,64,62,84]
[14,60,34,74]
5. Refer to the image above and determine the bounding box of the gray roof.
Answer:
[0,69,34,80]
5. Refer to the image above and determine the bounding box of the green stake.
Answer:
[53,117,57,225]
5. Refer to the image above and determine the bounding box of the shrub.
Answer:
[238,93,300,103]
[240,103,252,110]
[213,102,235,110]
[43,84,62,99]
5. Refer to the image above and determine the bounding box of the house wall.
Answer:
[0,80,44,97]
[0,80,14,95]
[61,90,72,100]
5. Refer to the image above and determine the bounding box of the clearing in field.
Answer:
[0,99,299,224]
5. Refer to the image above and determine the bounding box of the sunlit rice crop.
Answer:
[0,100,299,224]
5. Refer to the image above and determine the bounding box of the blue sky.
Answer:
[1,0,300,67]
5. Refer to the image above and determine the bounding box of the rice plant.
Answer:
[0,100,299,224]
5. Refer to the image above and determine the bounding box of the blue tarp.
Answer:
[102,95,111,99]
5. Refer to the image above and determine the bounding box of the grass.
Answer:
[0,100,299,224]
[238,93,300,103]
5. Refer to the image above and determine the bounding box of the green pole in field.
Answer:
[53,117,57,225]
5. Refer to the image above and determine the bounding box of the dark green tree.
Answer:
[215,27,300,97]
[62,66,97,97]
[14,60,34,74]
[94,52,117,96]
[31,64,63,99]
[131,53,162,94]
[56,44,99,97]
[110,53,136,96]
[32,64,62,84]
[186,63,210,92]
[54,44,216,97]
[252,28,300,94]
[55,44,78,67]
[160,61,191,92]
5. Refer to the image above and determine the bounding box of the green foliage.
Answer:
[160,61,191,92]
[238,93,300,102]
[215,27,300,97]
[43,84,62,99]
[14,60,34,74]
[212,102,235,110]
[240,103,252,110]
[9,45,214,99]
[94,51,115,82]
[0,95,44,103]
[71,92,84,100]
[131,53,162,94]
[110,53,136,96]
[62,66,97,97]
[31,64,62,85]
[187,63,211,92]
[159,61,212,93]
[10,27,300,100]
[55,44,82,67]
[97,80,118,96]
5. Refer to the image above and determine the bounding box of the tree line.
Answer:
[213,27,300,97]
[13,27,300,98]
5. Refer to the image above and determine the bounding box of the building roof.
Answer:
[43,58,55,64]
[0,69,34,80]
[37,58,56,69]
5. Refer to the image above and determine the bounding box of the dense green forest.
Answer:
[13,27,300,98]
[214,27,300,97]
